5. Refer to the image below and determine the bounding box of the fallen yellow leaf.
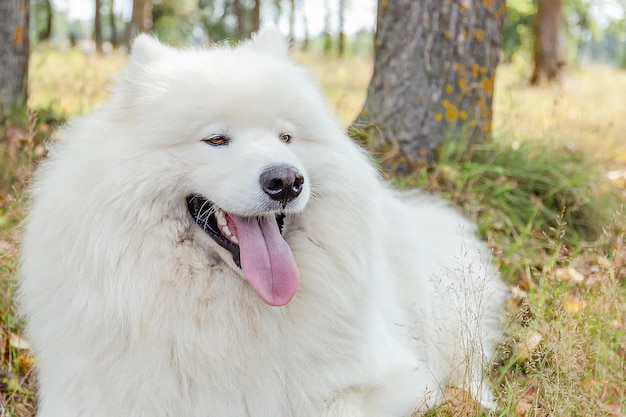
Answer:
[515,331,543,360]
[9,332,31,350]
[555,267,585,284]
[441,386,482,416]
[17,352,34,373]
[597,256,612,268]
[563,296,588,314]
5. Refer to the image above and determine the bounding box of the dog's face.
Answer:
[183,119,311,307]
[109,31,343,306]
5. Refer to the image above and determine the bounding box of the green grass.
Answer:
[1,48,625,416]
[408,136,621,280]
[412,139,626,416]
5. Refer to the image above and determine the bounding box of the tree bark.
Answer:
[288,0,295,43]
[110,0,118,47]
[124,0,149,47]
[41,0,53,41]
[252,0,261,33]
[352,0,506,173]
[301,0,310,51]
[338,0,346,57]
[271,0,282,25]
[322,0,332,54]
[0,0,29,119]
[530,0,565,85]
[234,0,245,40]
[95,0,104,54]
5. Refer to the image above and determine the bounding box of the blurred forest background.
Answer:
[24,0,626,65]
[1,1,626,416]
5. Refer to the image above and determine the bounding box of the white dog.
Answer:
[19,31,507,417]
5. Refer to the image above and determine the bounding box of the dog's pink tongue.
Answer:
[230,215,299,306]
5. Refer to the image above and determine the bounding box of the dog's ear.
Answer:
[130,35,169,65]
[247,28,289,58]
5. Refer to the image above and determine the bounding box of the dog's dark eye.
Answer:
[280,133,292,144]
[203,134,229,147]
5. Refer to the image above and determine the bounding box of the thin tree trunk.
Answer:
[110,0,118,47]
[95,0,104,54]
[124,0,149,47]
[352,0,506,173]
[252,0,261,33]
[288,0,295,43]
[322,0,332,54]
[41,0,53,41]
[530,0,565,85]
[234,0,246,40]
[338,0,346,57]
[301,0,309,51]
[272,0,282,25]
[0,0,29,119]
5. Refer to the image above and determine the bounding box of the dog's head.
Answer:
[104,31,347,306]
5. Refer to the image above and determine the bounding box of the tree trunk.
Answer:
[530,0,565,85]
[301,0,309,51]
[110,0,118,47]
[272,0,282,25]
[252,0,261,33]
[234,0,245,40]
[338,0,346,57]
[95,0,104,54]
[41,0,53,41]
[288,0,295,43]
[352,0,506,173]
[0,0,29,119]
[124,0,149,47]
[322,0,332,54]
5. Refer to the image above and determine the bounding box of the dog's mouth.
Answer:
[186,194,298,306]
[186,195,286,267]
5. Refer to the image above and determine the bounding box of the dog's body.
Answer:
[19,32,507,417]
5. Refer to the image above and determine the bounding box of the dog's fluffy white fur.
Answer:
[19,31,507,417]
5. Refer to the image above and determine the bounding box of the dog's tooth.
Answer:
[216,210,227,226]
[231,236,239,244]
[222,226,232,236]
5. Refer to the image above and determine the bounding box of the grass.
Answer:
[28,46,127,117]
[493,63,626,164]
[1,48,625,416]
[420,140,625,415]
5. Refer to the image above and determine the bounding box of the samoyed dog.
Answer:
[19,31,507,417]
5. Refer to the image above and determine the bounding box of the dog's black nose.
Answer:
[260,164,304,203]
